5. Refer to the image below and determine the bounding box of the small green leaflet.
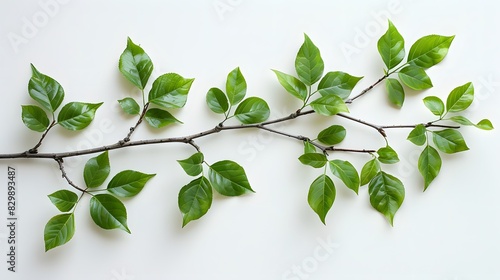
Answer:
[423,96,445,116]
[107,170,156,198]
[118,37,154,90]
[450,116,494,130]
[317,71,363,100]
[28,64,65,113]
[57,102,103,131]
[295,34,324,86]
[360,159,380,186]
[298,153,328,168]
[48,190,79,212]
[308,174,335,224]
[407,35,455,68]
[177,152,204,177]
[317,125,346,145]
[368,172,405,226]
[303,141,317,154]
[44,213,75,251]
[145,108,182,128]
[89,194,130,233]
[234,97,270,124]
[272,70,308,101]
[226,67,247,105]
[446,82,474,112]
[310,95,349,116]
[432,129,469,154]
[385,78,405,108]
[208,160,254,196]
[407,124,427,146]
[377,20,405,70]
[398,65,433,90]
[118,98,140,115]
[148,73,194,109]
[84,151,110,188]
[206,87,229,114]
[21,105,50,132]
[329,160,360,194]
[418,145,442,190]
[178,176,213,227]
[377,145,399,164]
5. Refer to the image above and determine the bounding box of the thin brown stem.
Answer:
[346,74,388,104]
[55,158,87,193]
[29,120,57,153]
[123,102,150,143]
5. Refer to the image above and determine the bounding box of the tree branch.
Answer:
[55,158,87,193]
[123,102,150,143]
[29,120,57,154]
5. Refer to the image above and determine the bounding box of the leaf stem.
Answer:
[29,120,57,154]
[123,102,150,143]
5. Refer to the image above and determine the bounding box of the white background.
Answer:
[0,0,499,279]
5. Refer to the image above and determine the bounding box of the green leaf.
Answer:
[317,125,346,145]
[148,73,194,109]
[57,102,103,131]
[407,124,427,146]
[118,37,153,90]
[206,87,229,114]
[48,190,78,212]
[118,98,140,115]
[385,78,405,108]
[449,116,494,130]
[407,35,455,68]
[377,20,405,70]
[304,141,317,154]
[318,71,363,100]
[295,34,324,86]
[368,172,405,225]
[44,213,75,251]
[178,176,213,227]
[234,97,270,124]
[360,159,380,186]
[377,145,400,164]
[329,160,360,194]
[84,152,110,188]
[418,145,442,191]
[432,129,469,154]
[208,160,254,196]
[298,153,328,168]
[310,95,349,116]
[21,105,50,132]
[177,152,204,177]
[446,82,474,112]
[272,70,307,101]
[107,170,156,198]
[476,119,494,130]
[423,96,445,116]
[145,108,182,128]
[89,194,130,233]
[28,64,65,112]
[226,67,247,105]
[398,65,433,90]
[308,174,335,224]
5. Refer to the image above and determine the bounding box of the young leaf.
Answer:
[368,172,405,225]
[446,82,474,112]
[44,213,75,251]
[208,160,254,196]
[318,71,363,100]
[317,125,346,145]
[118,37,154,90]
[226,67,247,105]
[234,97,270,124]
[308,174,336,225]
[398,65,433,90]
[272,70,308,101]
[177,152,204,177]
[407,35,455,68]
[329,160,360,194]
[418,145,442,191]
[57,102,103,131]
[148,73,194,109]
[107,170,156,198]
[145,108,182,128]
[206,87,229,114]
[84,151,110,188]
[310,95,349,116]
[360,159,380,186]
[407,124,427,146]
[89,194,130,233]
[295,34,324,86]
[423,96,445,116]
[48,190,79,212]
[28,64,65,112]
[450,117,494,131]
[377,20,405,70]
[298,153,328,168]
[21,105,50,132]
[118,98,140,115]
[432,129,469,154]
[476,119,494,130]
[304,141,317,154]
[377,145,400,164]
[385,78,405,108]
[178,176,213,227]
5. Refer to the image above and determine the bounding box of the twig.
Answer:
[29,120,57,153]
[123,102,150,143]
[55,158,87,193]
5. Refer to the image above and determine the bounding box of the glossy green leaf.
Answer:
[234,97,270,124]
[44,213,75,251]
[84,152,110,188]
[432,129,469,154]
[21,105,50,132]
[118,37,153,90]
[318,71,363,100]
[178,176,213,227]
[407,124,427,146]
[377,145,400,164]
[423,96,445,116]
[385,78,405,108]
[48,190,78,212]
[28,64,65,112]
[295,34,324,86]
[145,108,182,128]
[310,95,349,116]
[208,160,254,196]
[368,172,405,225]
[226,67,247,105]
[298,153,328,168]
[107,170,156,198]
[418,145,442,191]
[177,152,204,177]
[398,65,433,90]
[377,20,405,70]
[206,87,229,114]
[118,98,140,115]
[329,160,360,194]
[308,174,335,224]
[148,73,194,109]
[407,35,455,68]
[360,159,380,186]
[304,141,317,154]
[272,70,307,101]
[57,102,103,131]
[476,119,494,130]
[317,125,346,145]
[89,194,130,233]
[449,116,494,130]
[446,82,474,112]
